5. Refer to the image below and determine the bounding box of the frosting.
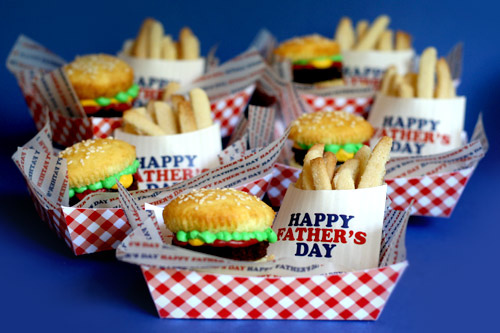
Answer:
[297,142,363,162]
[80,84,139,107]
[175,227,278,246]
[69,159,140,198]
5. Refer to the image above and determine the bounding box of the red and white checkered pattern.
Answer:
[301,94,374,118]
[61,207,129,255]
[236,173,273,199]
[386,167,475,217]
[24,178,131,255]
[92,117,123,138]
[267,163,475,217]
[142,261,407,320]
[212,85,255,137]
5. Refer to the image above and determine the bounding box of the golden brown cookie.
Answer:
[274,34,340,61]
[288,111,374,145]
[59,138,136,188]
[163,188,275,233]
[64,54,134,100]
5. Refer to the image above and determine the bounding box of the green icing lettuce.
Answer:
[69,159,140,198]
[297,142,364,154]
[293,54,343,65]
[176,227,278,244]
[94,84,140,106]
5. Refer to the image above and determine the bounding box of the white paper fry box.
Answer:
[342,50,414,88]
[368,93,466,157]
[114,124,222,189]
[271,185,386,272]
[118,40,205,104]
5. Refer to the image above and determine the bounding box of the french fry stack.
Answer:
[128,18,201,60]
[335,15,412,52]
[122,86,213,136]
[295,137,393,190]
[379,47,456,98]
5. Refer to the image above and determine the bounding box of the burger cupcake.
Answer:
[289,111,374,166]
[163,188,277,261]
[64,54,139,117]
[59,138,140,205]
[273,34,343,85]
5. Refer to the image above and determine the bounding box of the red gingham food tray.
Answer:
[267,162,477,218]
[301,94,374,118]
[21,170,271,256]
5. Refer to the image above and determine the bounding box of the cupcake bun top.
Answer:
[288,111,374,145]
[163,188,275,234]
[273,34,340,61]
[64,54,134,100]
[59,138,136,188]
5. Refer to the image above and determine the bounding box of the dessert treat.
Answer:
[59,138,140,205]
[126,18,201,60]
[273,34,343,85]
[64,54,139,117]
[334,15,412,52]
[379,48,455,99]
[294,137,392,190]
[121,87,213,136]
[163,188,277,261]
[288,111,374,166]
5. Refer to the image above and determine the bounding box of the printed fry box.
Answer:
[114,124,222,190]
[118,39,206,104]
[7,35,260,146]
[342,49,415,88]
[368,93,466,156]
[12,113,287,255]
[271,185,386,272]
[115,165,410,320]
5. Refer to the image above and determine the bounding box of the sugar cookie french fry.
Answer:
[395,30,412,50]
[333,158,360,190]
[403,72,418,91]
[177,100,198,133]
[149,20,164,58]
[356,20,369,41]
[162,82,181,102]
[189,88,213,129]
[311,157,332,190]
[181,34,200,60]
[335,17,355,51]
[435,57,454,99]
[358,137,393,188]
[171,95,186,110]
[380,66,396,95]
[355,15,390,51]
[299,144,324,191]
[132,18,154,58]
[377,30,393,51]
[295,175,303,189]
[131,107,154,123]
[123,109,166,136]
[354,145,371,187]
[388,74,403,97]
[323,151,336,183]
[417,47,437,98]
[153,102,179,135]
[161,35,177,60]
[398,82,414,98]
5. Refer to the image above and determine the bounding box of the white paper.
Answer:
[342,49,414,88]
[114,124,222,190]
[368,93,466,156]
[270,185,387,272]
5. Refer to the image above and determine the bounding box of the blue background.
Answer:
[1,0,499,331]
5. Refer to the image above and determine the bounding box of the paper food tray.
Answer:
[7,35,258,146]
[116,169,410,320]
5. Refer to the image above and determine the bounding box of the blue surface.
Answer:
[1,0,499,331]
